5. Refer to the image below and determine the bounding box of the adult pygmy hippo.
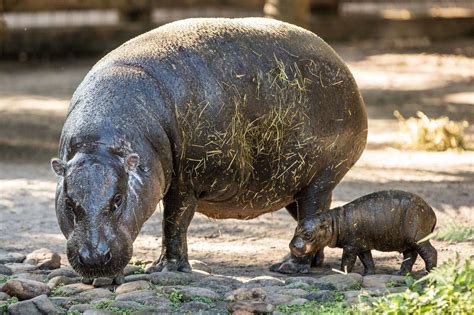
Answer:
[291,190,437,275]
[50,18,367,280]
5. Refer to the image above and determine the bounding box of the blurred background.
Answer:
[0,0,473,275]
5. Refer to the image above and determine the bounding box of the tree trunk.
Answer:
[264,0,311,29]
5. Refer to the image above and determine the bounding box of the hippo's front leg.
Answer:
[147,186,196,273]
[341,246,358,273]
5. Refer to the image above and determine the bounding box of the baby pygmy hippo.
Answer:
[291,190,437,275]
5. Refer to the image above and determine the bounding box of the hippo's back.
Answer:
[70,18,367,219]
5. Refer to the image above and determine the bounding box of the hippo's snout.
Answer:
[290,236,307,257]
[78,246,112,268]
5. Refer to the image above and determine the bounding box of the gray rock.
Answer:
[180,300,211,312]
[124,265,145,276]
[225,287,266,302]
[1,278,51,300]
[93,277,114,287]
[49,296,73,308]
[289,298,309,305]
[0,291,10,301]
[265,293,293,305]
[109,300,143,309]
[195,275,243,294]
[284,277,336,290]
[148,271,204,286]
[171,286,221,301]
[362,274,406,289]
[305,290,337,302]
[0,264,12,275]
[24,248,61,270]
[8,294,62,315]
[115,280,151,294]
[0,253,25,264]
[244,276,285,287]
[189,260,212,274]
[4,263,37,273]
[47,275,81,289]
[115,289,162,305]
[124,274,151,283]
[56,283,95,296]
[227,300,274,314]
[69,303,95,313]
[47,267,79,280]
[316,273,363,291]
[15,272,46,282]
[84,309,117,315]
[130,306,174,315]
[263,286,308,297]
[76,288,113,301]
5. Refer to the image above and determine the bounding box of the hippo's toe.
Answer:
[269,254,310,274]
[146,257,192,273]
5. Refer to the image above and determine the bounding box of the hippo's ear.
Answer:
[51,158,67,177]
[124,153,140,172]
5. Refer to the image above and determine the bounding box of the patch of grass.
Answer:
[133,266,146,275]
[168,289,184,308]
[276,300,347,315]
[66,311,82,315]
[354,255,473,314]
[0,296,19,314]
[50,284,66,297]
[394,110,470,151]
[93,299,114,309]
[436,221,474,243]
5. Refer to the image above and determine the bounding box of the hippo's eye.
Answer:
[111,194,123,211]
[303,231,313,240]
[65,198,75,212]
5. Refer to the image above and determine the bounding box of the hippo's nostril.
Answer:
[104,250,112,265]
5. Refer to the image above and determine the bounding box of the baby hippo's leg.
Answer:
[341,246,358,273]
[398,249,418,275]
[358,251,375,275]
[415,241,437,272]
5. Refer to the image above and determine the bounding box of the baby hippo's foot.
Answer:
[146,255,192,273]
[269,253,310,274]
[81,273,124,285]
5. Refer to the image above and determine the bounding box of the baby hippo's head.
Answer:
[290,215,333,257]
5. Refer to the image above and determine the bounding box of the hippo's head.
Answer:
[51,149,146,278]
[290,216,333,257]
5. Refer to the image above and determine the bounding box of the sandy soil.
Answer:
[0,38,473,280]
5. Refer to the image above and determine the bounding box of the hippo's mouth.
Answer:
[68,250,131,278]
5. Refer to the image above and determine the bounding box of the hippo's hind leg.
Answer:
[397,249,418,275]
[269,202,311,274]
[414,241,437,272]
[358,250,375,275]
[146,186,197,273]
[270,189,332,274]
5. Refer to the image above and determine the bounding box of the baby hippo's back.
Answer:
[339,190,436,252]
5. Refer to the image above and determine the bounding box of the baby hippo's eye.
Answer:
[111,194,123,211]
[303,231,313,240]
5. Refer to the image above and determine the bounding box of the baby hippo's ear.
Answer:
[124,153,140,172]
[51,158,67,177]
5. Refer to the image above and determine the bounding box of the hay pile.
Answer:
[394,110,469,151]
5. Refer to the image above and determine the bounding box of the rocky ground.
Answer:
[1,248,410,314]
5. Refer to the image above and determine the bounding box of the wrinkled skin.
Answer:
[291,190,438,275]
[52,18,367,279]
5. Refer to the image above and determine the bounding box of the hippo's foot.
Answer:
[113,273,125,285]
[269,253,310,274]
[311,249,325,267]
[81,277,93,284]
[146,256,192,273]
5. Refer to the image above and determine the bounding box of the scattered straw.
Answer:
[394,110,470,151]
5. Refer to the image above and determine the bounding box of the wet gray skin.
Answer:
[51,18,368,279]
[291,190,438,275]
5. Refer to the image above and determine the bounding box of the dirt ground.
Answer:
[0,38,473,280]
